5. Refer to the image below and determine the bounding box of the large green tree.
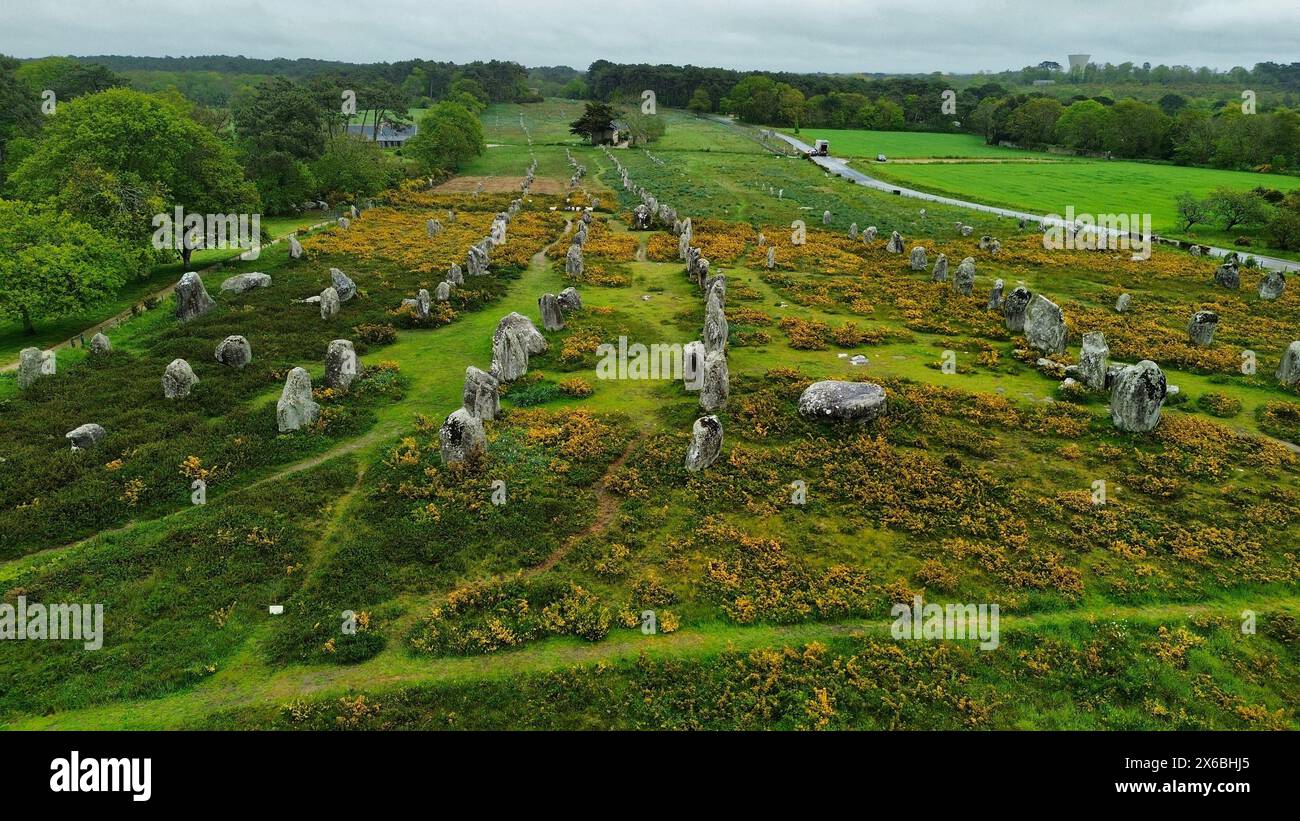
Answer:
[9,87,259,266]
[406,102,484,173]
[0,199,134,335]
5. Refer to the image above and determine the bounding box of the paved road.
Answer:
[773,132,1300,274]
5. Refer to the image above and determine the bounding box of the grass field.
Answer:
[786,128,1047,159]
[868,157,1300,247]
[3,103,1300,731]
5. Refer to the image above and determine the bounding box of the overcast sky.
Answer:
[2,0,1296,74]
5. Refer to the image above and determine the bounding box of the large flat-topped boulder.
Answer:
[797,380,887,422]
[220,272,272,294]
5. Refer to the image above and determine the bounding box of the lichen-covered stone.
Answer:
[319,286,340,319]
[89,333,111,355]
[909,246,927,271]
[220,272,271,294]
[1276,341,1300,387]
[1259,270,1285,300]
[538,292,565,331]
[684,415,723,472]
[954,257,976,296]
[986,278,1004,311]
[797,380,887,422]
[277,367,320,432]
[1110,360,1167,433]
[699,350,729,412]
[214,335,252,368]
[930,253,948,282]
[1024,294,1067,355]
[324,339,357,391]
[174,272,215,322]
[1187,310,1218,347]
[18,347,55,389]
[163,358,198,398]
[1078,331,1109,390]
[462,366,500,420]
[65,423,106,451]
[440,407,486,465]
[329,268,356,301]
[558,287,582,313]
[1003,286,1032,333]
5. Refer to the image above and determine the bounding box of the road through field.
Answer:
[773,132,1300,274]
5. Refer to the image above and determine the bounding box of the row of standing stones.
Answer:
[436,163,567,466]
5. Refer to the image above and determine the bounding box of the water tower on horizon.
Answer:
[1067,54,1091,76]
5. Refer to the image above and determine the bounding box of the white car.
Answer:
[876,153,888,162]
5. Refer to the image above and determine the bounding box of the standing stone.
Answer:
[330,268,356,301]
[17,348,56,389]
[1003,286,1032,333]
[338,217,350,230]
[684,415,723,472]
[463,366,500,420]
[863,226,877,242]
[909,246,928,271]
[162,358,198,399]
[704,299,729,354]
[959,224,974,237]
[986,279,1004,311]
[498,312,548,354]
[954,257,976,295]
[214,335,252,368]
[491,325,529,382]
[447,264,464,286]
[440,407,486,465]
[427,219,441,238]
[565,243,584,277]
[1214,261,1240,289]
[1024,294,1067,355]
[65,423,106,451]
[539,293,565,331]
[1259,270,1285,300]
[435,282,451,302]
[174,272,216,323]
[320,287,340,319]
[90,333,111,355]
[277,367,320,432]
[849,222,859,238]
[797,380,887,422]
[931,254,948,282]
[1078,332,1109,390]
[886,231,904,253]
[289,235,304,259]
[558,287,582,313]
[324,340,358,391]
[822,210,831,226]
[491,313,546,382]
[766,247,776,269]
[415,288,433,317]
[1187,310,1218,347]
[1115,293,1131,312]
[221,272,272,294]
[1110,360,1167,433]
[683,340,706,392]
[1276,341,1300,387]
[699,350,729,412]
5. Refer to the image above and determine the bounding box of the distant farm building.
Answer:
[345,123,417,148]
